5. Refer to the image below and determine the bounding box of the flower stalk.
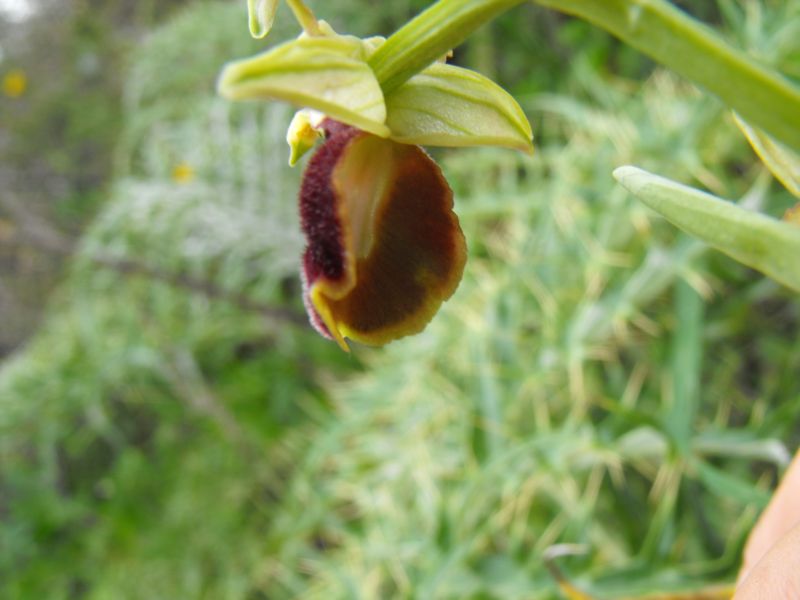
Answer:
[285,0,322,36]
[368,0,526,94]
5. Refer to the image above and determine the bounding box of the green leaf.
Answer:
[733,112,800,199]
[614,166,800,293]
[384,63,533,154]
[217,36,389,137]
[247,0,279,39]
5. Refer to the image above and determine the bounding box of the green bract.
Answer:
[217,25,533,160]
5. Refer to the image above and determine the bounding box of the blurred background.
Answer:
[0,0,799,597]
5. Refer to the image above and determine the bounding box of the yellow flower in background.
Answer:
[171,162,195,184]
[3,69,27,98]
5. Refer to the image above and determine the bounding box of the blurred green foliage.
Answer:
[0,0,192,350]
[0,1,799,598]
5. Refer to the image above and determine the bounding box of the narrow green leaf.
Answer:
[614,166,800,293]
[369,0,526,94]
[385,63,533,153]
[247,0,279,39]
[733,113,800,198]
[217,37,389,137]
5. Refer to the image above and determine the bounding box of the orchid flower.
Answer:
[218,0,533,350]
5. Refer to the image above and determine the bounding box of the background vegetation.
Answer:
[0,0,798,598]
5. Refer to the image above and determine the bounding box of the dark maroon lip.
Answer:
[296,119,466,347]
[298,121,360,287]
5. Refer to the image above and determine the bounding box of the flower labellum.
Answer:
[300,120,466,350]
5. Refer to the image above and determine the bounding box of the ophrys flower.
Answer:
[218,2,532,349]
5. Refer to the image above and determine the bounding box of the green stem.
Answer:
[372,0,800,150]
[286,0,322,36]
[533,0,800,151]
[368,0,526,94]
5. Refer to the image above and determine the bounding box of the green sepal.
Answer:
[734,113,800,199]
[217,36,390,137]
[614,166,800,293]
[247,0,279,39]
[385,63,533,154]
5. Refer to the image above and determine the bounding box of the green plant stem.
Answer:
[533,0,800,151]
[286,0,322,36]
[368,0,526,94]
[372,0,799,149]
